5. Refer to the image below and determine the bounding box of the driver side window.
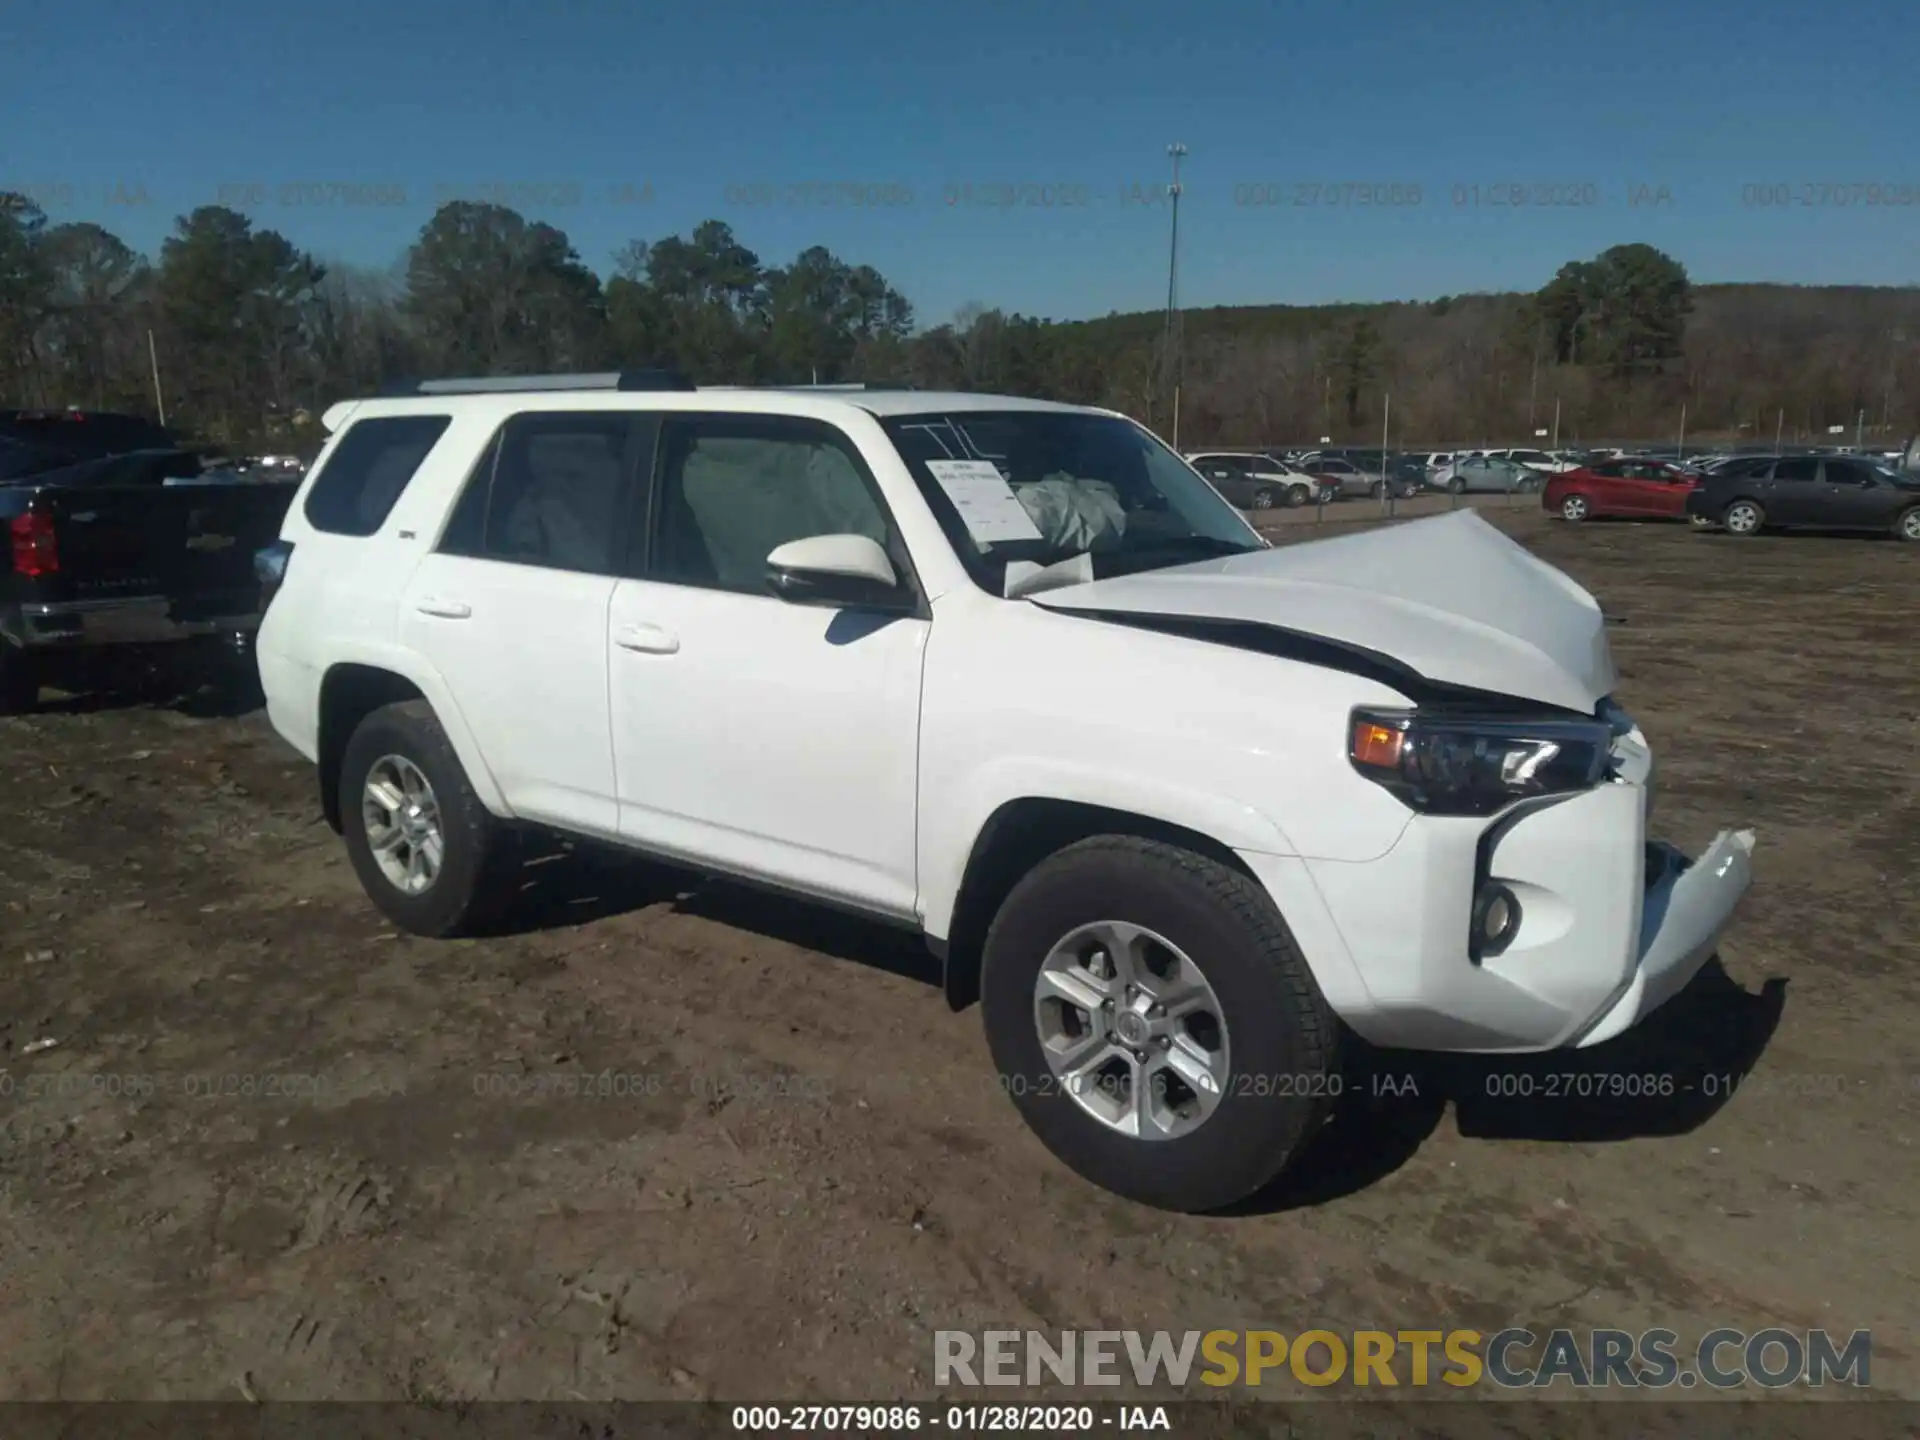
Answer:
[651,416,893,596]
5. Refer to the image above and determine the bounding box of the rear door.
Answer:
[1764,456,1822,523]
[399,410,650,837]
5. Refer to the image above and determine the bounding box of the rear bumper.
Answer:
[4,596,261,650]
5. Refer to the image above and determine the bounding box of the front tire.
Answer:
[1285,484,1309,508]
[340,699,517,937]
[980,836,1337,1213]
[1896,506,1920,543]
[1723,499,1765,536]
[1251,488,1275,511]
[1448,477,1466,494]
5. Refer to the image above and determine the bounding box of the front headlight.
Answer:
[1349,706,1615,817]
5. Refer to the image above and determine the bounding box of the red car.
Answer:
[1543,458,1700,522]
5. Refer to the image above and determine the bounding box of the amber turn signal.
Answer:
[1350,719,1405,769]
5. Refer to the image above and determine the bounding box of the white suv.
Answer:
[255,373,1756,1213]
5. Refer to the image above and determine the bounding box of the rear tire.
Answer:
[1285,484,1309,508]
[980,836,1338,1213]
[1723,499,1765,536]
[1896,506,1920,543]
[0,643,38,716]
[339,699,518,937]
[1251,488,1275,511]
[1561,495,1591,522]
[1448,477,1466,494]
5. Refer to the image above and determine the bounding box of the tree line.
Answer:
[1,191,1913,453]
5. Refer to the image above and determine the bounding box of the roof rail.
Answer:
[377,369,694,397]
[701,382,918,392]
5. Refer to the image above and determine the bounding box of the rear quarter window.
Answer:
[303,414,453,536]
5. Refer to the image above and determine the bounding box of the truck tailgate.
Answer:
[28,481,299,614]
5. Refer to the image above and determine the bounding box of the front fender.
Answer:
[917,757,1299,941]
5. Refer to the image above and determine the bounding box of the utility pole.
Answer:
[1884,330,1904,436]
[1527,320,1542,431]
[1775,407,1784,452]
[1380,392,1392,514]
[1551,396,1561,452]
[1162,143,1187,450]
[1677,403,1687,460]
[147,329,167,427]
[1856,408,1866,452]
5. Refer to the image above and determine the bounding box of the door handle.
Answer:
[415,597,472,619]
[615,622,680,655]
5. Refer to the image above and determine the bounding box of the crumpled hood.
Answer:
[1030,509,1617,711]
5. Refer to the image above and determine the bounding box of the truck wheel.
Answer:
[0,644,38,716]
[980,836,1337,1212]
[339,699,517,937]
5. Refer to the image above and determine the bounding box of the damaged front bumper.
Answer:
[1572,828,1756,1047]
[1253,762,1758,1054]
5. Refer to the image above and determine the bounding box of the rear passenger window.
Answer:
[438,412,644,575]
[1772,458,1820,483]
[304,415,451,536]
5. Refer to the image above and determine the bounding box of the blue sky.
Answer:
[3,0,1914,326]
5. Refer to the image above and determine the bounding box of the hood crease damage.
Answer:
[1029,509,1617,712]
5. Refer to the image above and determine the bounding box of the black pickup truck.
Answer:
[1,410,299,713]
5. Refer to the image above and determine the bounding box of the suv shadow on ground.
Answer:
[24,649,265,720]
[494,836,944,988]
[1239,959,1789,1214]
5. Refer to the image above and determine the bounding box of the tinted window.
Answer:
[1823,460,1874,486]
[1589,461,1625,477]
[652,416,892,594]
[304,415,451,537]
[439,412,640,574]
[1772,458,1820,483]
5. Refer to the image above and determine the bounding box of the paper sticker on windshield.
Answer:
[923,459,1043,543]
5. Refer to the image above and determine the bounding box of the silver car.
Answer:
[1430,454,1545,494]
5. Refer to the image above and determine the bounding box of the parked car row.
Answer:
[1540,448,1920,540]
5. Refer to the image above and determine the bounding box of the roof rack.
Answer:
[701,382,918,392]
[377,369,694,397]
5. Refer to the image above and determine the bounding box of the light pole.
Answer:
[1163,143,1187,449]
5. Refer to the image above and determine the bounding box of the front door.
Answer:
[607,412,928,920]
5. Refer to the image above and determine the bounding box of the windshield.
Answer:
[881,410,1265,595]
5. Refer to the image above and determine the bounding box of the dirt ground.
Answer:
[1,499,1915,1418]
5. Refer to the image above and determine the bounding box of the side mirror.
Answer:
[765,534,913,612]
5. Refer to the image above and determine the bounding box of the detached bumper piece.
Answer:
[14,597,262,650]
[1575,827,1756,1048]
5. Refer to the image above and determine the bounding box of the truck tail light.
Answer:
[9,510,58,577]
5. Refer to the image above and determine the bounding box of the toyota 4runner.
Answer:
[255,372,1756,1212]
